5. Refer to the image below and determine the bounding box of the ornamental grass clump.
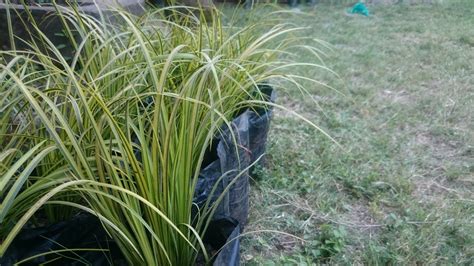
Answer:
[0,5,333,265]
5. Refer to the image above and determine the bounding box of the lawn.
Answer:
[233,1,474,264]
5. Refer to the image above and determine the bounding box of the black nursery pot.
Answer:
[1,85,276,266]
[194,84,276,228]
[0,0,145,54]
[0,214,126,266]
[0,214,241,266]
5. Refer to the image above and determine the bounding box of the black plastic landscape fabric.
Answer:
[0,86,275,265]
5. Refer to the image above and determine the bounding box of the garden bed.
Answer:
[0,4,322,265]
[1,86,275,265]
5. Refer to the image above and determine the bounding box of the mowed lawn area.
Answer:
[231,2,474,264]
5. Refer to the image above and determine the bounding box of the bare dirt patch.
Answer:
[378,89,411,105]
[407,131,473,204]
[342,202,380,234]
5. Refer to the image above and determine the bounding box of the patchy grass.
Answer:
[228,1,474,264]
